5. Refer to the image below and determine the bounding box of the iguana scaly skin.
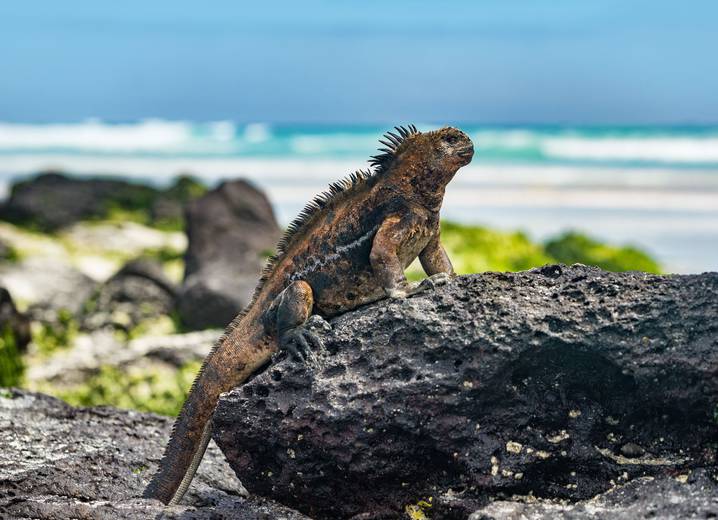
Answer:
[143,125,474,505]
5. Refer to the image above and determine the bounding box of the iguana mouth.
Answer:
[457,146,474,158]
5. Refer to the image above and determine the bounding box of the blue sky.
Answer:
[0,1,716,124]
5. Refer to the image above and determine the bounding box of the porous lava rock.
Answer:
[212,265,718,519]
[468,470,717,519]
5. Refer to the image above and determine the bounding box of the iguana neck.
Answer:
[382,159,453,213]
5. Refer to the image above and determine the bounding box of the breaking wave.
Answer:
[0,120,717,167]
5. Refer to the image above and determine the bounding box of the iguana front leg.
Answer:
[370,215,425,298]
[419,234,454,277]
[418,234,455,289]
[273,280,323,361]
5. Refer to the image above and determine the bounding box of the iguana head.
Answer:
[426,126,474,170]
[377,126,474,209]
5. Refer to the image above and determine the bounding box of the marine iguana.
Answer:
[143,125,475,505]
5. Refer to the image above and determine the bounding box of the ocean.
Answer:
[0,120,716,273]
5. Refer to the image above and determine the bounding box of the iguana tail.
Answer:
[143,315,275,505]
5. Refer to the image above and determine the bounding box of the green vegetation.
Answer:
[441,221,554,273]
[409,221,661,280]
[103,175,208,231]
[0,243,21,263]
[163,174,208,202]
[131,464,148,475]
[545,232,661,273]
[141,246,184,264]
[125,315,178,340]
[103,205,153,227]
[140,246,185,282]
[55,361,201,416]
[405,498,432,520]
[31,309,79,355]
[0,325,24,387]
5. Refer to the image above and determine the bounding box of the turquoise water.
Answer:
[0,121,716,273]
[1,121,717,168]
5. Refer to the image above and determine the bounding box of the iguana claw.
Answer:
[418,272,453,290]
[280,326,324,362]
[388,273,453,299]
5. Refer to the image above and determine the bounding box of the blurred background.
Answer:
[0,1,716,412]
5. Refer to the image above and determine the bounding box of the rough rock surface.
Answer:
[81,257,178,332]
[178,179,281,329]
[213,265,718,519]
[469,471,718,519]
[0,389,309,519]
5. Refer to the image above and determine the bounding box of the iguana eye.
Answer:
[444,134,459,144]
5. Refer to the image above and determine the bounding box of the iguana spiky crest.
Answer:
[162,124,423,474]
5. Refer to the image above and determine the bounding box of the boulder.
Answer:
[0,172,159,231]
[0,257,96,314]
[82,258,177,332]
[178,180,281,329]
[212,266,718,519]
[0,389,309,520]
[150,174,208,228]
[0,172,207,232]
[26,329,220,385]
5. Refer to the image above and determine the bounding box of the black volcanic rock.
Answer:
[81,257,178,332]
[212,266,718,519]
[0,172,159,231]
[468,471,717,519]
[150,175,208,228]
[177,179,281,329]
[0,389,309,520]
[0,172,208,231]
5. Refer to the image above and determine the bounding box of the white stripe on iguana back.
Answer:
[292,224,380,280]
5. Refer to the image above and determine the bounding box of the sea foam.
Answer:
[0,119,238,154]
[1,121,717,166]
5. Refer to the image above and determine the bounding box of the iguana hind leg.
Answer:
[274,280,323,361]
